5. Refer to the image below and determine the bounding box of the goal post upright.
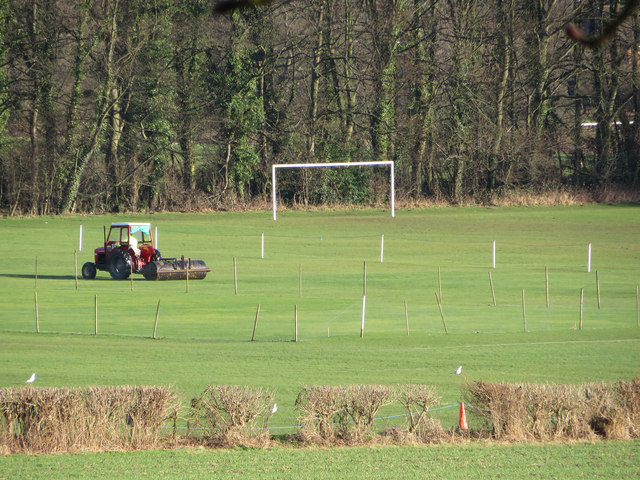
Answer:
[271,160,395,220]
[272,163,277,221]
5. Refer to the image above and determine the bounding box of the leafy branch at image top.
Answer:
[214,0,639,51]
[565,0,639,48]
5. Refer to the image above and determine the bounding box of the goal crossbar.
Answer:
[271,161,395,220]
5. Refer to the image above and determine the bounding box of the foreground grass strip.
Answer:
[1,441,639,480]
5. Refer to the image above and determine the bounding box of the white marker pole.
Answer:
[155,227,159,249]
[261,233,264,259]
[587,243,592,273]
[380,235,384,263]
[79,225,83,252]
[360,295,366,338]
[492,240,496,269]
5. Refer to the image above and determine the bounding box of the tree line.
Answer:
[0,0,638,215]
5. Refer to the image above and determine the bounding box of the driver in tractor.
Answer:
[128,232,141,256]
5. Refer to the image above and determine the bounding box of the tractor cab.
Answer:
[107,223,153,246]
[106,223,155,263]
[84,222,160,280]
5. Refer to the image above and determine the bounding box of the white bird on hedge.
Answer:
[451,366,462,375]
[271,403,278,414]
[26,373,37,383]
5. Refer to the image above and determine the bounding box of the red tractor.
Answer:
[81,222,210,281]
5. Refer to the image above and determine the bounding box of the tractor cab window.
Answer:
[131,225,152,245]
[107,227,127,245]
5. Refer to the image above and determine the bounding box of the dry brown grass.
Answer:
[466,379,640,442]
[0,386,180,454]
[277,186,640,211]
[295,385,395,445]
[3,380,639,454]
[612,377,640,439]
[527,383,593,440]
[295,385,442,445]
[190,385,274,448]
[465,381,529,440]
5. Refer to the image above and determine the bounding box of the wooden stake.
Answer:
[596,271,600,309]
[74,250,78,290]
[438,266,442,303]
[327,327,330,338]
[153,300,161,339]
[363,261,367,296]
[251,303,260,341]
[545,266,549,308]
[294,304,298,342]
[579,288,584,330]
[34,292,39,333]
[234,257,238,295]
[404,299,409,336]
[488,271,496,306]
[435,292,448,334]
[360,295,366,338]
[522,288,527,332]
[94,294,98,335]
[35,256,38,289]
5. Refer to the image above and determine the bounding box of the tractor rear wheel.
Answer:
[109,250,132,280]
[82,262,97,279]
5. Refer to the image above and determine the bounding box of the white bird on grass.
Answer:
[26,373,37,383]
[451,366,462,375]
[271,403,278,414]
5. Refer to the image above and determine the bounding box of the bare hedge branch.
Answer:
[337,385,395,443]
[295,385,346,444]
[190,385,274,447]
[397,384,444,441]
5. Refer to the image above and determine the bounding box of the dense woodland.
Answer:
[0,0,639,215]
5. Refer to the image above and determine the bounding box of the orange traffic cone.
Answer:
[459,402,469,431]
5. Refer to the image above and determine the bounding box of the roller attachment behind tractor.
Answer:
[141,258,210,281]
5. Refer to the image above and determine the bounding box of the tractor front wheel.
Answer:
[110,250,132,280]
[82,262,97,279]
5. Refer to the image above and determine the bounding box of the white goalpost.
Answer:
[271,161,395,220]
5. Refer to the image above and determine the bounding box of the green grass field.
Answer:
[2,441,640,480]
[1,205,640,477]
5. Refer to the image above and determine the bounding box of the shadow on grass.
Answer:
[0,273,113,281]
